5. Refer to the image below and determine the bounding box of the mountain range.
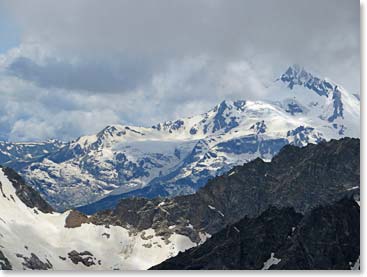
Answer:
[0,65,360,213]
[0,137,360,270]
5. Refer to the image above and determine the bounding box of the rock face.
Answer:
[273,198,360,270]
[16,253,53,270]
[0,250,12,270]
[0,166,53,213]
[151,198,360,270]
[89,138,360,242]
[64,210,89,228]
[68,251,96,267]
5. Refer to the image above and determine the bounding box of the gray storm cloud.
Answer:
[6,56,154,92]
[2,0,360,91]
[0,0,360,141]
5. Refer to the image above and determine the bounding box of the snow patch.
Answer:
[350,257,360,270]
[346,186,359,191]
[262,252,281,270]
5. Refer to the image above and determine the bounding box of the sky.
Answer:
[0,0,360,142]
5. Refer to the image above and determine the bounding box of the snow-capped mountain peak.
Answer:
[272,65,359,136]
[280,64,334,96]
[3,65,359,211]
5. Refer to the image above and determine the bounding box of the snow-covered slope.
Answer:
[5,65,360,211]
[0,167,197,270]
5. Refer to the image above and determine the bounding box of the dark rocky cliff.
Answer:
[0,166,54,213]
[151,198,360,270]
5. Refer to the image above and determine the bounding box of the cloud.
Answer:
[2,0,360,89]
[0,57,270,141]
[0,0,360,141]
[0,75,124,141]
[6,56,153,92]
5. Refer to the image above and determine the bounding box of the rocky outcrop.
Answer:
[0,250,12,270]
[89,138,359,242]
[16,253,53,270]
[68,250,97,267]
[151,198,360,270]
[65,210,90,228]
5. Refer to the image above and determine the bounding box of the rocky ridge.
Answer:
[151,198,360,270]
[87,138,359,242]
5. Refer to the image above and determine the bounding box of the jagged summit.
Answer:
[280,64,336,96]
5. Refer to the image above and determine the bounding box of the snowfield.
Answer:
[0,168,196,270]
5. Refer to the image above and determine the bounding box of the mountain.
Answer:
[0,166,198,270]
[0,138,360,270]
[2,65,360,211]
[151,198,360,270]
[86,138,360,241]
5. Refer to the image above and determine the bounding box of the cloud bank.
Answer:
[0,0,360,141]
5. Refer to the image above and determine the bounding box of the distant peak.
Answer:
[280,65,335,97]
[217,100,231,109]
[212,99,246,113]
[281,64,311,82]
[284,64,302,74]
[97,125,119,138]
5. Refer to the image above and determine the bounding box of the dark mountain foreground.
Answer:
[151,198,360,270]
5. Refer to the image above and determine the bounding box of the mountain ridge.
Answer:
[0,65,360,211]
[151,197,360,270]
[0,137,360,270]
[86,137,359,242]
